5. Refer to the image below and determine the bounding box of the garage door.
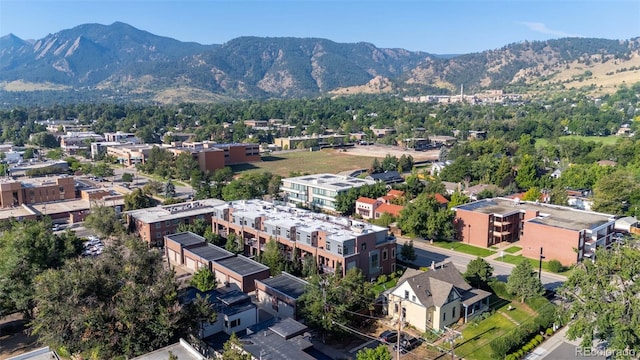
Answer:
[185,257,196,271]
[167,249,180,265]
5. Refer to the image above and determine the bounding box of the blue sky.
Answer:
[1,0,639,54]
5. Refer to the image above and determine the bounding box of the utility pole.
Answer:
[444,326,462,360]
[538,247,545,280]
[396,299,402,360]
[321,279,327,344]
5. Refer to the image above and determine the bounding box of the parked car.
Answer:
[51,224,60,231]
[378,330,398,344]
[393,335,422,354]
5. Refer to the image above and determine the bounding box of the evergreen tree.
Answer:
[506,260,544,303]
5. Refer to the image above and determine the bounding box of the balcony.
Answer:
[492,229,511,237]
[493,219,512,226]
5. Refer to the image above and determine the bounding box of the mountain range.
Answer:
[1,22,639,103]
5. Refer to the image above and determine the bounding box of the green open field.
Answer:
[230,149,377,177]
[454,301,537,360]
[496,254,573,275]
[535,135,621,148]
[430,241,496,257]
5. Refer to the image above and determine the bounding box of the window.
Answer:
[392,248,396,259]
[361,243,367,251]
[382,249,388,260]
[443,312,446,321]
[412,295,416,302]
[371,254,379,269]
[326,242,331,251]
[404,290,409,299]
[337,245,342,255]
[452,307,456,318]
[155,223,161,229]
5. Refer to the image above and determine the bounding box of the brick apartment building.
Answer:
[125,198,226,246]
[107,141,260,172]
[453,198,616,266]
[0,176,76,208]
[210,199,397,280]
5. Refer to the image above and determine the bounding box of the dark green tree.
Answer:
[124,188,153,211]
[560,245,640,354]
[164,179,176,198]
[190,267,217,292]
[121,172,134,183]
[398,193,455,240]
[464,257,494,289]
[175,152,198,181]
[222,333,251,360]
[85,205,124,238]
[260,237,284,276]
[31,237,209,358]
[400,240,417,262]
[356,344,392,360]
[0,220,82,318]
[299,268,375,335]
[506,260,544,303]
[225,233,242,254]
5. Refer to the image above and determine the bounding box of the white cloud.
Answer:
[518,22,580,37]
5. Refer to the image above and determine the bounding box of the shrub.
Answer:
[377,274,388,284]
[525,296,549,311]
[545,328,554,336]
[535,334,544,343]
[523,343,532,352]
[548,259,564,273]
[517,349,524,358]
[489,279,513,300]
[530,338,539,347]
[505,354,515,360]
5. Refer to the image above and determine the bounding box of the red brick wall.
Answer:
[198,150,225,173]
[456,210,491,247]
[520,222,580,266]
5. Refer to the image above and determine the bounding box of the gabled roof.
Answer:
[394,262,473,308]
[356,197,379,205]
[387,189,405,198]
[433,193,449,205]
[375,203,404,218]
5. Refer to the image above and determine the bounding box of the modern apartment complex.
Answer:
[0,176,76,208]
[453,198,616,266]
[210,199,397,279]
[125,198,226,246]
[280,173,375,212]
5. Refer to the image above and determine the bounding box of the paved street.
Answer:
[401,238,567,290]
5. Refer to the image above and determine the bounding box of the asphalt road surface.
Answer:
[402,239,567,290]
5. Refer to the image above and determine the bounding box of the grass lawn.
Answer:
[503,246,522,254]
[454,312,516,360]
[496,254,573,275]
[536,135,620,148]
[372,279,398,296]
[230,149,377,177]
[430,241,496,257]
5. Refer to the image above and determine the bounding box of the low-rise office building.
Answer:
[255,272,309,320]
[126,199,226,247]
[281,173,375,212]
[210,199,397,279]
[0,176,76,208]
[453,197,616,266]
[274,134,346,150]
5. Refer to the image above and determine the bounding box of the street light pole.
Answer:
[538,247,545,280]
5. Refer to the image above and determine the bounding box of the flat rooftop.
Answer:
[218,199,388,243]
[186,243,234,261]
[166,232,206,247]
[257,272,308,299]
[283,173,375,192]
[130,339,205,360]
[126,198,225,223]
[242,318,314,360]
[214,255,269,276]
[455,198,614,231]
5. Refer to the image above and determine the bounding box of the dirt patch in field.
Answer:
[342,144,439,161]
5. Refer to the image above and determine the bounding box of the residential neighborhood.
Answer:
[2,84,640,360]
